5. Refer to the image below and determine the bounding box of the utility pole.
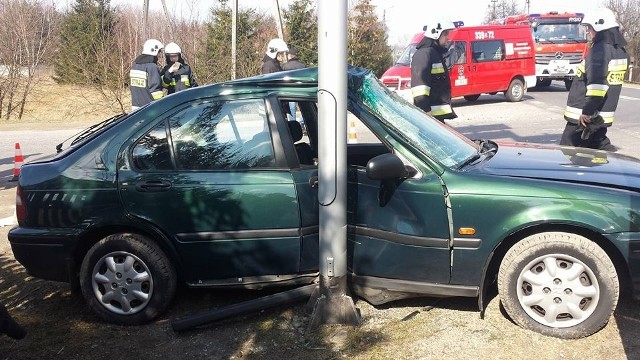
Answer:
[232,0,237,79]
[526,0,530,14]
[273,0,284,39]
[308,0,360,330]
[142,0,175,39]
[491,0,498,19]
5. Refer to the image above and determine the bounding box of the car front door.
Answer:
[118,98,304,284]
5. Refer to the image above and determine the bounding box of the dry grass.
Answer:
[0,68,127,130]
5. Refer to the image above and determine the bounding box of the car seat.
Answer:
[287,120,315,165]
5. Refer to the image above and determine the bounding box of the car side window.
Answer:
[131,122,173,171]
[132,99,276,171]
[170,99,275,170]
[447,41,467,68]
[471,40,505,63]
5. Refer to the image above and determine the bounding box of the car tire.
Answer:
[464,94,481,102]
[498,232,618,339]
[80,233,177,325]
[536,79,552,87]
[505,79,524,102]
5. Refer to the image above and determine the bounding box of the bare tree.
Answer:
[606,0,640,81]
[484,0,523,24]
[0,0,58,121]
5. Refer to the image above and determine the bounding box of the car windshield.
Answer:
[534,23,587,43]
[355,72,478,168]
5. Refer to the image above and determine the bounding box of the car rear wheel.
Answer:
[498,232,618,339]
[564,79,573,91]
[464,94,481,102]
[505,79,524,102]
[80,233,177,325]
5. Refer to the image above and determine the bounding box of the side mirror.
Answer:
[366,153,409,180]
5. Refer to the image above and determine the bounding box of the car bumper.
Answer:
[8,226,81,283]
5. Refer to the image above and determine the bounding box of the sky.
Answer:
[109,0,605,45]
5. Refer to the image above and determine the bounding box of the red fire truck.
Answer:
[495,12,588,90]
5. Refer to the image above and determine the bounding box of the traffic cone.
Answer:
[9,143,23,182]
[347,120,358,144]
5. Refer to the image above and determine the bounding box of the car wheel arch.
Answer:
[72,225,185,285]
[477,223,629,315]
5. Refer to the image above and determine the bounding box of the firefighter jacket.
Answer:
[410,37,456,121]
[160,59,198,95]
[564,27,628,127]
[130,54,164,109]
[282,58,306,71]
[262,55,282,74]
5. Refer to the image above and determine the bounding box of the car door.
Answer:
[117,97,304,283]
[346,104,452,284]
[471,36,508,94]
[448,39,473,98]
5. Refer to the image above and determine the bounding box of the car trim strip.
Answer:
[351,226,449,248]
[351,274,479,297]
[176,228,300,242]
[452,237,482,249]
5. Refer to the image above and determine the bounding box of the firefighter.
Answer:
[560,8,629,150]
[262,38,288,74]
[411,20,457,123]
[129,39,164,111]
[160,42,198,94]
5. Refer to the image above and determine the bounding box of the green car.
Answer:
[9,67,640,339]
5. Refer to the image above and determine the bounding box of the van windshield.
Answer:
[396,44,418,66]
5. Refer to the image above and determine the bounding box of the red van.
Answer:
[381,25,536,103]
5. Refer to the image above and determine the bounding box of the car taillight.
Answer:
[16,185,27,222]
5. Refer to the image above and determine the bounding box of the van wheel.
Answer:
[505,79,524,102]
[79,233,177,325]
[464,94,480,102]
[536,79,552,87]
[564,79,573,91]
[498,232,618,339]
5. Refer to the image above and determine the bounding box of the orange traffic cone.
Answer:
[348,120,358,144]
[9,143,23,182]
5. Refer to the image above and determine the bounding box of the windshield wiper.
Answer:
[56,113,128,153]
[457,153,482,170]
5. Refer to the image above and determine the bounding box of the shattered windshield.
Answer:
[355,72,477,168]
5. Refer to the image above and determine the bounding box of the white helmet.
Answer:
[266,38,288,59]
[581,8,619,32]
[165,42,181,55]
[142,39,164,56]
[424,20,455,40]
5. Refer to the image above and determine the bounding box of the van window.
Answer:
[447,41,467,68]
[471,40,505,63]
[396,44,418,66]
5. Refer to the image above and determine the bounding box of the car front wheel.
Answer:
[80,233,177,325]
[498,232,618,339]
[505,79,524,102]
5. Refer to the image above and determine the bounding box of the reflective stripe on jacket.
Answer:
[130,54,164,108]
[564,28,629,126]
[161,63,198,95]
[410,37,456,120]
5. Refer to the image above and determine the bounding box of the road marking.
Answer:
[620,95,640,101]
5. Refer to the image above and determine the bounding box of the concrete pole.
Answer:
[272,0,285,39]
[308,0,360,329]
[232,0,237,80]
[160,0,175,39]
[143,0,149,39]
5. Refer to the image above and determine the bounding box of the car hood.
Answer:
[472,142,640,190]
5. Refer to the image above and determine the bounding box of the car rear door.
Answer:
[117,97,304,284]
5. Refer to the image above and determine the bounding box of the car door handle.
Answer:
[135,180,172,192]
[309,176,319,188]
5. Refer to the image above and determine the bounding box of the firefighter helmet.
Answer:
[581,8,619,32]
[424,20,455,40]
[142,39,164,56]
[165,42,181,55]
[266,38,288,59]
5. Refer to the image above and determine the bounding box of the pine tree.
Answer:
[348,0,393,76]
[52,0,117,85]
[283,0,318,66]
[197,0,274,83]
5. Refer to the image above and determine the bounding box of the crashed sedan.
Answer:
[9,67,640,339]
